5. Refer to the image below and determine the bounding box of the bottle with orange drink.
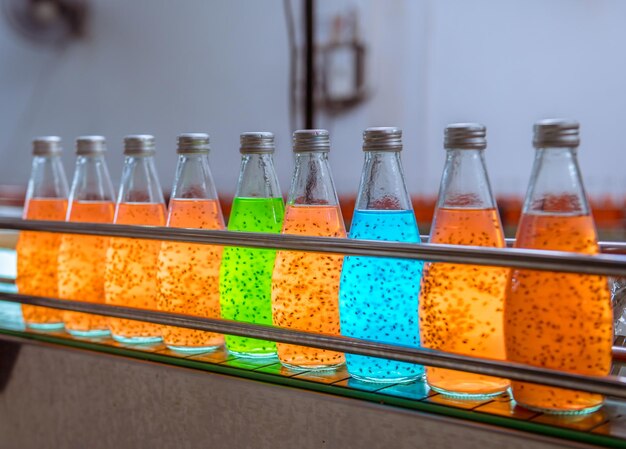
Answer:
[506,119,613,414]
[17,136,69,330]
[271,129,345,370]
[420,124,509,397]
[105,135,166,344]
[157,133,225,352]
[58,136,115,337]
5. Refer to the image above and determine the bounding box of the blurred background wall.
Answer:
[0,0,624,229]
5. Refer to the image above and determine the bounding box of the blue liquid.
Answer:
[339,209,423,383]
[0,249,24,331]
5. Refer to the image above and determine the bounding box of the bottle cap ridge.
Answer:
[444,123,487,150]
[32,136,62,156]
[124,134,156,156]
[363,127,402,152]
[76,136,106,155]
[533,119,580,148]
[177,133,210,154]
[293,129,330,153]
[240,132,275,154]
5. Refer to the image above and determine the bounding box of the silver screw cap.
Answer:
[76,136,106,155]
[363,127,402,152]
[240,132,275,154]
[124,134,156,156]
[444,123,487,150]
[32,136,62,156]
[293,129,330,153]
[533,119,580,148]
[177,133,210,154]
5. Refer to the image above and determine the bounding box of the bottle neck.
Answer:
[26,155,69,200]
[288,151,340,206]
[436,148,496,209]
[235,153,281,198]
[355,151,412,210]
[69,155,115,203]
[118,155,164,204]
[523,147,590,215]
[171,153,219,200]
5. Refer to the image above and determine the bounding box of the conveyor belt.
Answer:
[0,324,625,448]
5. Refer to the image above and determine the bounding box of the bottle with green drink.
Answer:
[219,132,284,357]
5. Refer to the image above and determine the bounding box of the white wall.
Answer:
[424,0,626,199]
[0,0,623,199]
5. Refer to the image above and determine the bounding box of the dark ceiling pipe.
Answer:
[304,0,315,129]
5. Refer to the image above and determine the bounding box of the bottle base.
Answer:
[350,372,424,384]
[112,334,162,345]
[167,344,222,354]
[27,322,64,331]
[67,328,111,338]
[280,361,345,372]
[429,384,509,400]
[228,349,278,359]
[515,400,603,416]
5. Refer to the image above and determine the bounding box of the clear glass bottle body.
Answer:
[506,146,613,414]
[420,148,509,397]
[219,153,284,357]
[158,151,226,352]
[612,279,626,337]
[271,151,346,370]
[58,153,115,336]
[17,153,68,329]
[105,154,166,344]
[339,150,423,382]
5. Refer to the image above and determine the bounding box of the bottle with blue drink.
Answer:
[339,127,423,383]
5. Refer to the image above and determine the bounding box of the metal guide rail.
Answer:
[1,217,626,447]
[1,217,626,275]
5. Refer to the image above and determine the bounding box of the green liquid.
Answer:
[219,197,285,357]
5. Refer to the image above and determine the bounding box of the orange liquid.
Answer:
[506,213,613,413]
[105,202,166,340]
[420,208,509,396]
[17,198,68,327]
[157,199,225,350]
[271,205,346,369]
[58,201,115,334]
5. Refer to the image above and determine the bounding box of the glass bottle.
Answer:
[58,136,115,337]
[506,119,613,414]
[271,129,346,370]
[157,133,225,352]
[339,127,423,383]
[104,135,166,344]
[612,279,626,337]
[420,124,509,397]
[17,136,69,329]
[219,132,285,357]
